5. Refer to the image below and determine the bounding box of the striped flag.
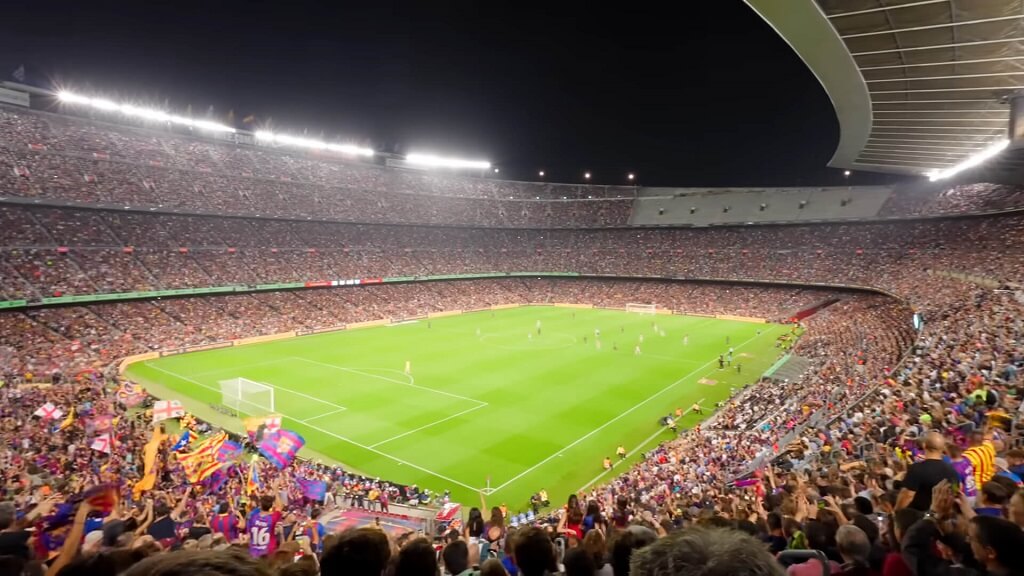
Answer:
[178,431,228,484]
[296,476,327,501]
[215,440,243,463]
[258,430,304,469]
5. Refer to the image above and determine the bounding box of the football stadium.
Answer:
[3,1,1024,575]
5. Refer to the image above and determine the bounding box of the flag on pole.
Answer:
[90,433,112,454]
[246,454,263,495]
[258,430,305,469]
[295,477,327,501]
[152,400,185,423]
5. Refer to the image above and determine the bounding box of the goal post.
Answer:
[218,377,275,417]
[625,303,657,315]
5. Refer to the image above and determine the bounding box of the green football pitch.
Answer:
[126,305,791,509]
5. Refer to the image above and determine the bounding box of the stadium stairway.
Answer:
[763,354,812,383]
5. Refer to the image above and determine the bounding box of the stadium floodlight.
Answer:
[405,153,491,170]
[926,138,1009,181]
[494,168,500,173]
[538,170,545,177]
[844,170,851,177]
[627,173,635,181]
[584,171,591,179]
[254,130,374,157]
[57,90,236,133]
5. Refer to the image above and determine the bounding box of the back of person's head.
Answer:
[514,527,556,576]
[970,516,1024,571]
[851,515,880,544]
[321,527,392,576]
[766,512,782,532]
[582,528,606,566]
[480,558,507,576]
[154,502,171,518]
[217,502,230,514]
[735,520,759,537]
[0,503,15,530]
[442,540,469,576]
[630,527,785,576]
[836,525,871,567]
[923,431,946,452]
[987,477,1018,502]
[259,495,274,512]
[395,538,439,576]
[123,549,271,576]
[57,549,150,576]
[563,547,596,576]
[803,520,831,552]
[853,496,873,516]
[278,556,319,576]
[981,481,1012,506]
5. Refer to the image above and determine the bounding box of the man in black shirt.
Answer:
[896,431,959,511]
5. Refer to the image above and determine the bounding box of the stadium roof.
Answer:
[747,0,1022,177]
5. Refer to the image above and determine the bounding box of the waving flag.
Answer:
[170,430,193,452]
[54,406,76,432]
[207,466,231,493]
[90,433,112,454]
[258,430,304,469]
[264,415,282,434]
[115,381,146,407]
[34,402,63,420]
[216,440,243,463]
[133,426,167,499]
[89,414,114,433]
[296,476,327,501]
[152,400,185,423]
[178,431,228,483]
[246,454,263,495]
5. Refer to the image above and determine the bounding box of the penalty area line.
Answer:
[141,362,484,492]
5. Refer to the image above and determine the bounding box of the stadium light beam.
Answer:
[926,139,1009,181]
[254,130,374,157]
[405,154,491,170]
[57,90,236,134]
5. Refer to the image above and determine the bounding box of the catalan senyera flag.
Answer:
[178,431,228,484]
[133,426,167,499]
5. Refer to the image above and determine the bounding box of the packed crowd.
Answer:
[2,204,1024,303]
[0,107,634,228]
[5,105,1024,231]
[878,182,1024,217]
[3,105,1024,575]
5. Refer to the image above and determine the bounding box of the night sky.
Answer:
[1,0,896,187]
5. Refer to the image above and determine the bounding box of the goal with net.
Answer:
[218,377,275,417]
[625,303,657,315]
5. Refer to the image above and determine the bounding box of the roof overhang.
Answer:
[745,0,1020,177]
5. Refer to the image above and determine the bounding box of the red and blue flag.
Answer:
[258,430,304,469]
